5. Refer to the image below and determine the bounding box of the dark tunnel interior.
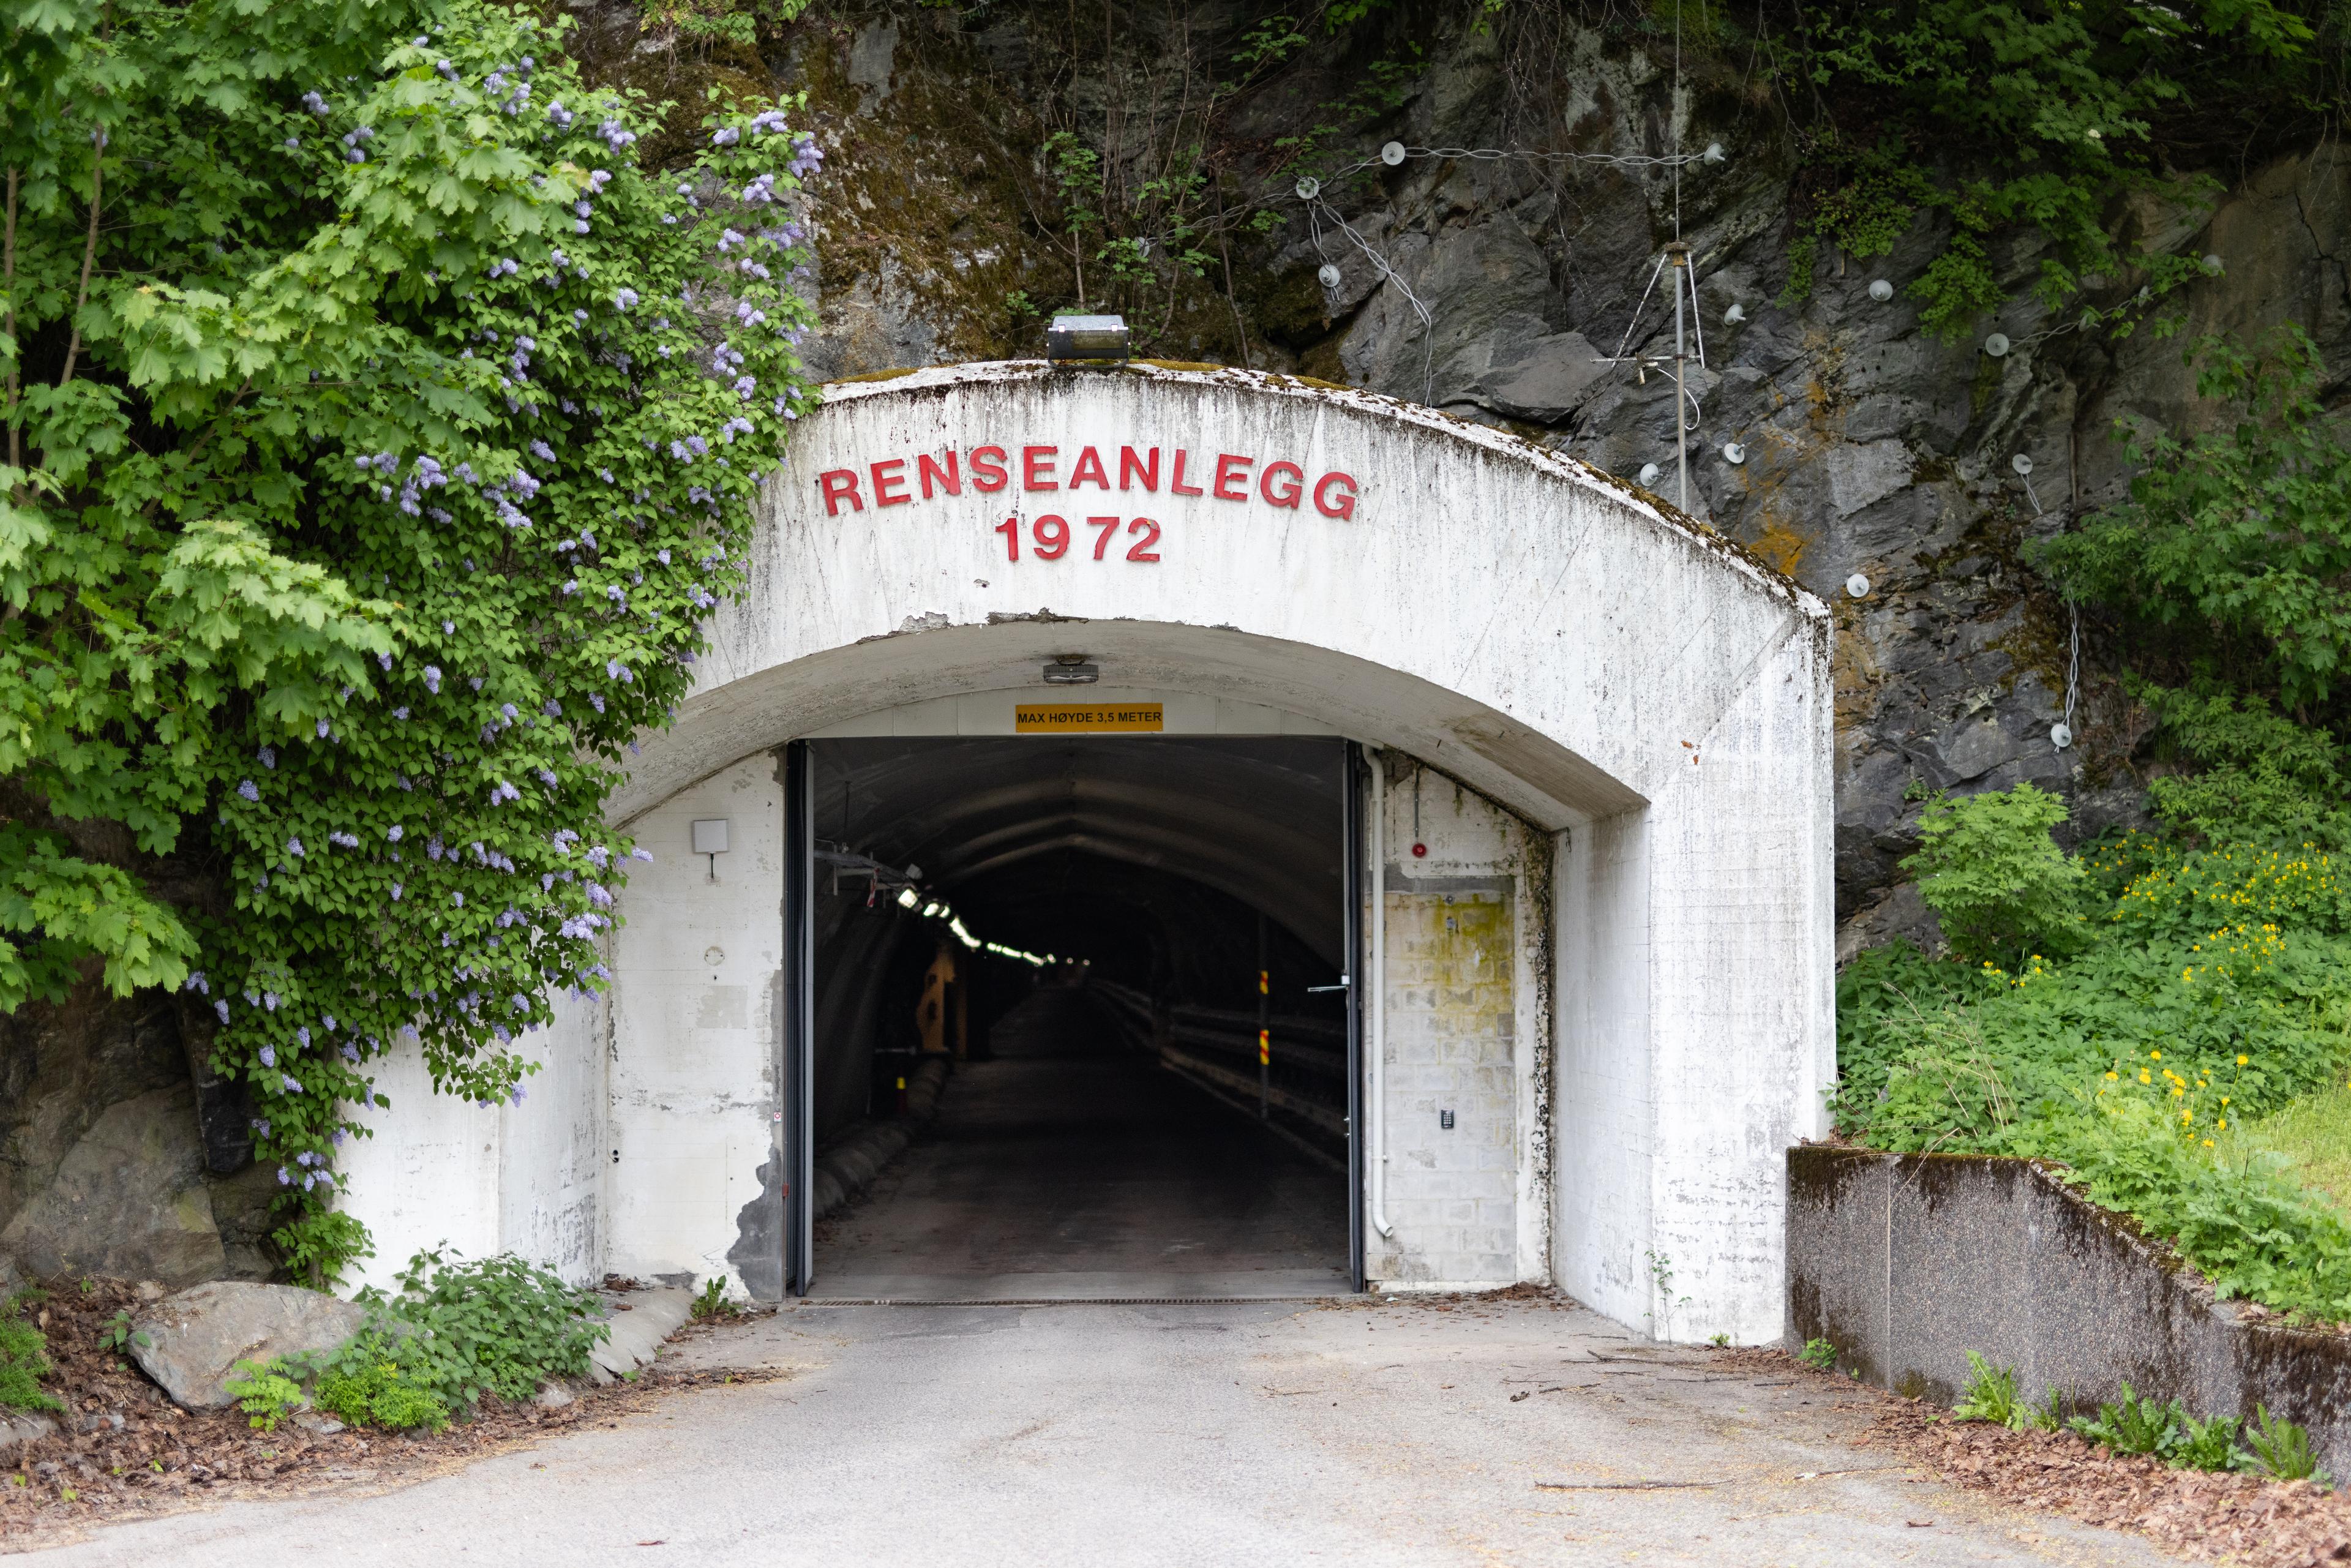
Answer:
[803,736,1354,1296]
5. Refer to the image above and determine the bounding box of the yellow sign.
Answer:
[1015,703,1164,734]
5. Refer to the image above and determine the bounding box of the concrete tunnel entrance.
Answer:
[796,736,1355,1300]
[337,361,1836,1338]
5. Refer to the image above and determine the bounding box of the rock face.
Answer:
[1,970,271,1293]
[129,1281,367,1409]
[1,1086,225,1289]
[744,3,2351,950]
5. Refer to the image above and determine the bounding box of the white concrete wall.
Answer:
[336,978,607,1294]
[606,753,786,1294]
[498,988,608,1286]
[337,1032,503,1296]
[1553,811,1656,1329]
[1367,765,1549,1291]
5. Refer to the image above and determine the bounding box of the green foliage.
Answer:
[1798,1337,1838,1371]
[0,1304,63,1416]
[2064,1384,2255,1472]
[314,1339,452,1432]
[2024,1384,2070,1433]
[1952,1351,2023,1427]
[2069,1381,2183,1456]
[2247,1404,2332,1483]
[1793,0,2308,334]
[1840,821,2351,1321]
[223,1357,305,1431]
[0,0,826,1279]
[691,1275,738,1320]
[337,1246,609,1411]
[97,1309,151,1355]
[2174,1410,2250,1472]
[1232,13,1308,70]
[1902,784,2089,968]
[2133,683,2351,850]
[2038,329,2351,708]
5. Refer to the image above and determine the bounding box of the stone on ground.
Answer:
[130,1280,366,1409]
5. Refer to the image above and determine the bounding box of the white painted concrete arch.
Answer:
[341,361,1835,1343]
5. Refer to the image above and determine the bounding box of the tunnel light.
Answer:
[898,888,920,909]
[1043,653,1100,685]
[1046,314,1128,366]
[921,902,940,918]
[948,917,980,950]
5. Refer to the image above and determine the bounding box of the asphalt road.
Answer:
[22,1294,2188,1568]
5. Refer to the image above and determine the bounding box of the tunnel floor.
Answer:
[811,987,1350,1300]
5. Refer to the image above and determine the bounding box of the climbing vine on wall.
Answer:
[0,0,827,1281]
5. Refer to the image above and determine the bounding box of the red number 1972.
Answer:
[996,515,1160,563]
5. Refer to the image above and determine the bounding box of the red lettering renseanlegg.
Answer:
[817,444,1360,520]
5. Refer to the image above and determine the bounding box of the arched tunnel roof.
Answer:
[810,736,1346,964]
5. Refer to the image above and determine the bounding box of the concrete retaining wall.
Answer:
[1786,1145,2351,1476]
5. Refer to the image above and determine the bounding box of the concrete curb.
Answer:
[585,1286,694,1385]
[811,1056,950,1222]
[1786,1146,2351,1476]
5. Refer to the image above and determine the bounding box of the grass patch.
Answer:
[2224,1078,2351,1223]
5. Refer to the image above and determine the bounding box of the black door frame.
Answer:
[782,738,816,1297]
[779,733,1367,1297]
[1344,741,1368,1292]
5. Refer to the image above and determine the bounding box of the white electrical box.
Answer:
[690,819,730,855]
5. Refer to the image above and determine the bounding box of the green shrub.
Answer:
[223,1358,305,1432]
[0,1305,63,1416]
[2071,1382,2183,1457]
[2246,1405,2331,1484]
[2133,685,2351,852]
[691,1276,740,1321]
[1902,784,2090,969]
[2037,328,2351,710]
[1798,1337,1838,1372]
[1839,817,2351,1323]
[334,1247,609,1413]
[2173,1411,2249,1472]
[1952,1351,2023,1428]
[313,1335,451,1433]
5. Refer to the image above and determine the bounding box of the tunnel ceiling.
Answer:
[809,737,1346,961]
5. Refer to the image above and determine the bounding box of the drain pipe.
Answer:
[1367,748,1392,1240]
